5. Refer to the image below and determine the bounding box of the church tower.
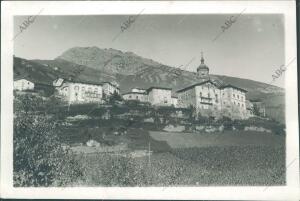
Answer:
[197,52,209,77]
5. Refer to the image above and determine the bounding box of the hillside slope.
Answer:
[57,46,162,75]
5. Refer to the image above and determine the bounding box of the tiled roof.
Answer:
[176,80,217,93]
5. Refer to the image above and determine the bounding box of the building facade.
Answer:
[219,85,247,119]
[53,78,103,103]
[177,80,222,116]
[14,78,35,91]
[177,81,247,119]
[147,87,172,106]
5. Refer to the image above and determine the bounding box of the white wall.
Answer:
[14,79,34,91]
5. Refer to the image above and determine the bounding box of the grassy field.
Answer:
[56,118,285,186]
[149,131,284,148]
[64,129,286,186]
[75,144,285,186]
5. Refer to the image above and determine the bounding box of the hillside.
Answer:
[15,46,285,122]
[57,46,162,75]
[33,58,116,83]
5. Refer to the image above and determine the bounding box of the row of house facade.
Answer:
[122,80,249,119]
[14,53,264,119]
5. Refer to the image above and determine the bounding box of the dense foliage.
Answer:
[14,93,83,186]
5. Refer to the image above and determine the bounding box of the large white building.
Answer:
[177,80,247,119]
[53,78,103,103]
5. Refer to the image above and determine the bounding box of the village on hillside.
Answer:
[8,3,292,191]
[14,53,266,120]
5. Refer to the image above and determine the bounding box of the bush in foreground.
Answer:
[14,94,84,186]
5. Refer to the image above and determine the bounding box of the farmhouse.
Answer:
[53,78,103,103]
[14,77,35,91]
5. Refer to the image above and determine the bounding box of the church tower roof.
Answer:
[197,52,209,71]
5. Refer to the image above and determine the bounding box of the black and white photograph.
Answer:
[1,1,299,200]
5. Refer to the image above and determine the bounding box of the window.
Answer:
[164,97,168,103]
[233,94,235,97]
[200,92,202,97]
[238,103,240,106]
[208,93,210,98]
[129,95,132,98]
[242,104,244,107]
[215,94,218,103]
[237,95,239,99]
[136,96,138,100]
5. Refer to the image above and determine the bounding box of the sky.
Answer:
[14,14,285,87]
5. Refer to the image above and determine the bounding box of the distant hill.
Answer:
[57,46,163,75]
[33,58,116,84]
[15,46,285,122]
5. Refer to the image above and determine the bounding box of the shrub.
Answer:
[13,94,84,186]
